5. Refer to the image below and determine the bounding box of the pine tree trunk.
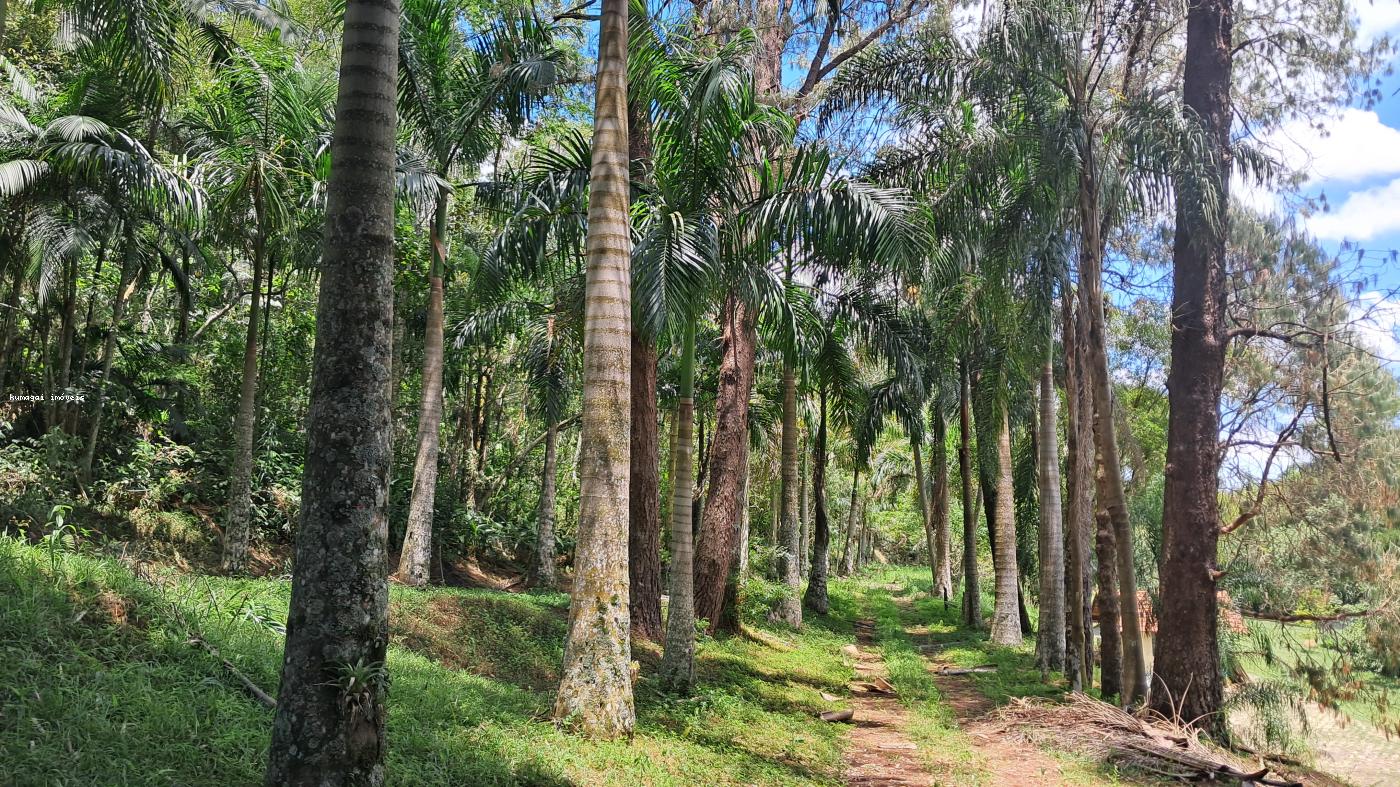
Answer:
[693,293,756,633]
[1063,289,1094,691]
[532,421,560,587]
[660,320,697,693]
[629,334,663,641]
[1036,348,1067,674]
[771,360,803,627]
[1151,0,1233,733]
[840,466,860,575]
[802,388,830,614]
[264,0,399,778]
[221,188,267,573]
[394,197,450,586]
[552,0,635,737]
[989,405,1022,646]
[960,362,983,628]
[1079,168,1149,705]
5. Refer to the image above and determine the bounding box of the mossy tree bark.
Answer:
[552,0,635,738]
[264,0,400,780]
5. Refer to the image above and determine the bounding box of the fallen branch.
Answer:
[189,636,277,709]
[937,664,997,675]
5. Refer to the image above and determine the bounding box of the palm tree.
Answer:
[264,0,400,779]
[394,0,562,585]
[551,0,635,738]
[183,47,334,574]
[659,317,698,691]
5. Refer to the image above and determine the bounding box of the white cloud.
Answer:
[1352,0,1400,44]
[1265,108,1400,185]
[1306,177,1400,240]
[1349,290,1400,365]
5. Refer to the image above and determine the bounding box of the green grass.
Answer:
[0,536,870,786]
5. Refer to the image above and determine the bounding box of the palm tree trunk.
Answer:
[264,0,399,777]
[840,466,860,575]
[802,387,831,613]
[531,419,561,587]
[1036,347,1066,675]
[798,436,809,577]
[394,196,450,586]
[79,239,137,484]
[1094,461,1123,705]
[1150,0,1233,734]
[737,471,751,578]
[221,188,267,574]
[629,333,664,641]
[931,408,954,602]
[1079,167,1149,705]
[693,293,756,633]
[771,360,803,627]
[989,404,1022,646]
[552,0,635,738]
[959,361,982,628]
[660,319,697,693]
[914,429,932,576]
[1063,288,1094,691]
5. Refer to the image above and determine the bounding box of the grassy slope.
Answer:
[1,537,858,786]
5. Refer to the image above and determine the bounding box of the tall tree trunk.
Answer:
[1079,170,1149,705]
[1151,0,1233,733]
[79,239,137,484]
[914,430,933,585]
[55,256,78,430]
[1063,288,1094,692]
[771,360,803,627]
[531,420,560,587]
[840,466,860,575]
[798,436,809,576]
[803,388,831,613]
[737,471,750,578]
[1094,460,1123,705]
[659,319,697,693]
[264,0,399,778]
[959,362,983,628]
[394,197,450,586]
[629,334,663,641]
[553,0,635,737]
[693,293,756,633]
[221,187,268,573]
[1036,346,1067,675]
[931,408,954,602]
[989,404,1022,646]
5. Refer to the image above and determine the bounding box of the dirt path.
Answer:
[842,619,932,786]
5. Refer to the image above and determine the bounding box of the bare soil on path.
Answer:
[842,619,933,786]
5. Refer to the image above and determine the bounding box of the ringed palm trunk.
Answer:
[1079,166,1149,705]
[532,419,560,587]
[221,189,268,573]
[930,408,954,602]
[1094,456,1124,705]
[395,196,450,586]
[1036,347,1067,675]
[264,0,399,779]
[771,360,803,627]
[1150,0,1233,734]
[693,293,756,633]
[988,404,1022,646]
[840,466,860,575]
[802,387,830,614]
[1063,291,1094,691]
[660,319,698,692]
[959,362,982,628]
[552,0,635,737]
[798,438,809,576]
